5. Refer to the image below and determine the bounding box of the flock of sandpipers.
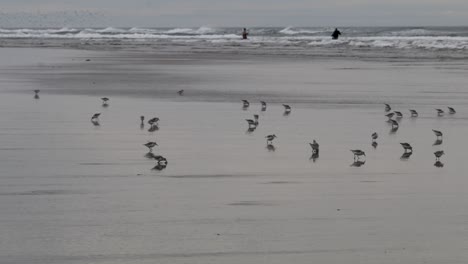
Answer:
[240,100,450,168]
[33,89,451,169]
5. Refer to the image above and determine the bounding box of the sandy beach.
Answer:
[1,47,468,263]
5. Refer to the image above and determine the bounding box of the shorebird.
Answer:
[394,111,403,118]
[242,100,250,108]
[384,104,391,112]
[253,114,259,125]
[177,90,184,96]
[432,129,443,139]
[434,150,444,161]
[266,134,277,145]
[436,109,444,116]
[101,97,109,104]
[385,112,395,120]
[153,155,168,164]
[309,140,319,154]
[246,119,257,128]
[371,132,378,142]
[144,141,158,152]
[409,109,418,117]
[400,143,413,153]
[91,113,101,120]
[351,150,366,160]
[140,116,145,124]
[34,89,40,99]
[260,101,267,111]
[389,119,399,128]
[448,107,456,114]
[283,104,292,113]
[148,117,159,126]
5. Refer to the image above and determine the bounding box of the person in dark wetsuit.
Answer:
[331,28,341,40]
[242,28,248,39]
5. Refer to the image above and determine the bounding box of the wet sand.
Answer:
[1,48,468,263]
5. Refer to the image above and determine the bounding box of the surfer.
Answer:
[331,28,341,40]
[242,28,248,40]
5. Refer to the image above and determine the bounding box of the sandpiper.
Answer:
[246,119,257,128]
[384,104,391,112]
[351,150,366,160]
[409,109,418,117]
[242,100,250,108]
[260,101,267,111]
[253,114,259,125]
[144,141,158,152]
[177,90,184,96]
[385,112,395,120]
[394,111,403,118]
[434,150,444,161]
[309,140,319,154]
[432,129,443,139]
[283,104,291,113]
[448,107,456,114]
[436,109,444,116]
[371,132,378,142]
[389,119,399,128]
[266,134,277,145]
[148,117,159,126]
[91,113,101,120]
[400,143,413,153]
[101,97,109,104]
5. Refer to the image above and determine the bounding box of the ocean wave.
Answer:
[279,27,326,35]
[0,27,467,51]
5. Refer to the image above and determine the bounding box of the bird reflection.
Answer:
[310,153,319,162]
[350,160,366,167]
[91,120,100,126]
[144,152,156,159]
[400,152,413,160]
[102,103,109,108]
[434,161,444,168]
[148,125,159,132]
[433,139,443,146]
[152,164,167,171]
[389,126,398,134]
[34,94,40,99]
[372,141,378,149]
[266,144,276,152]
[283,111,291,117]
[245,127,256,134]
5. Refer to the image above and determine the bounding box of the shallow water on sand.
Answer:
[1,48,468,263]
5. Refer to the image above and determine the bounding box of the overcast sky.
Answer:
[0,0,467,27]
